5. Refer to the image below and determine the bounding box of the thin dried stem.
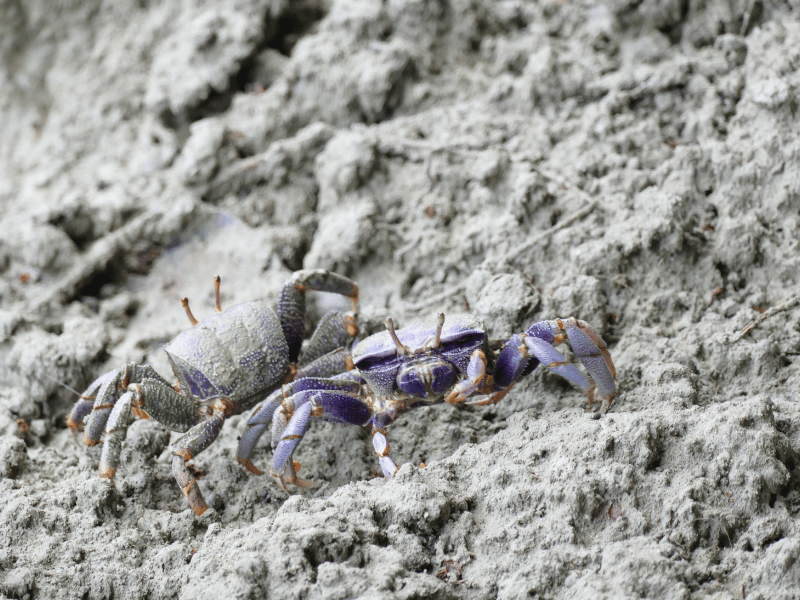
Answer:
[729,294,800,343]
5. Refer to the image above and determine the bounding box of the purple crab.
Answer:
[67,270,360,515]
[237,311,617,489]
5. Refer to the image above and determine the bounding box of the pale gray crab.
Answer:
[67,270,359,515]
[237,311,617,490]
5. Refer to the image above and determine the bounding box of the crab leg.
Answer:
[237,374,362,474]
[97,378,212,515]
[270,400,316,491]
[466,333,535,406]
[300,311,358,366]
[558,318,616,399]
[493,334,534,389]
[278,270,359,363]
[99,379,206,479]
[98,390,135,479]
[237,391,283,475]
[488,318,617,411]
[67,370,119,439]
[68,364,171,444]
[527,337,591,388]
[295,347,356,380]
[269,389,373,491]
[129,380,207,429]
[527,318,616,410]
[97,379,205,479]
[171,399,233,516]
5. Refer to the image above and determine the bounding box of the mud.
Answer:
[1,1,799,598]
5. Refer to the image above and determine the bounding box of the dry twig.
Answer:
[729,294,800,343]
[29,209,166,314]
[511,199,597,259]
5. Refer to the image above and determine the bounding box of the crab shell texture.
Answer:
[351,313,487,399]
[164,301,290,412]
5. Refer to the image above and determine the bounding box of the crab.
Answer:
[237,311,617,489]
[67,269,360,515]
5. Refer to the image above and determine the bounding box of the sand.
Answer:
[1,1,799,598]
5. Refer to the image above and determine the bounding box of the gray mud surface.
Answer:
[2,1,800,598]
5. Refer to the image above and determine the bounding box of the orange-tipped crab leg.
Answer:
[558,318,616,402]
[279,270,359,363]
[69,364,173,445]
[237,372,362,476]
[269,385,373,491]
[96,379,216,514]
[170,399,232,515]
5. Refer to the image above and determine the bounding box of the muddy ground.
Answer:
[1,0,799,598]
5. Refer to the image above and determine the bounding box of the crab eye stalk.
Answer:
[428,312,445,349]
[181,297,199,326]
[385,316,409,355]
[214,275,223,312]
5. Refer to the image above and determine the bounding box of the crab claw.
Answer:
[559,318,616,400]
[525,318,616,411]
[491,317,617,411]
[372,429,398,479]
[443,349,488,404]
